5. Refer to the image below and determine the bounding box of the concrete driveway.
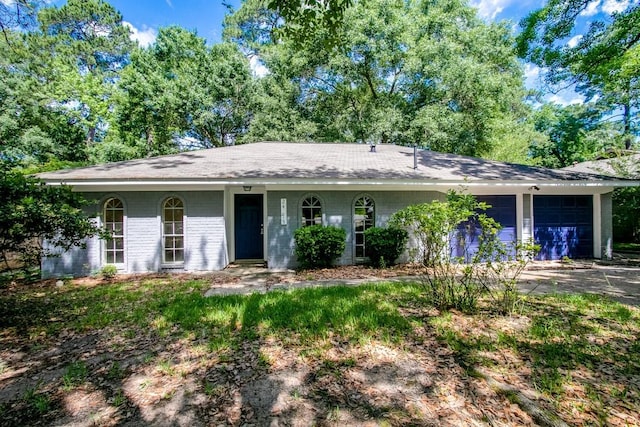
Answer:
[519,264,640,306]
[206,262,640,306]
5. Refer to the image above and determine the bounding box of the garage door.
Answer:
[534,195,593,260]
[453,195,517,261]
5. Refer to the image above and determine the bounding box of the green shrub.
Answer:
[101,264,117,280]
[294,225,346,269]
[364,226,408,267]
[390,190,538,313]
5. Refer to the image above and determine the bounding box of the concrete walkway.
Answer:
[204,262,640,306]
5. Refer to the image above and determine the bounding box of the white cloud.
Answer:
[602,0,630,13]
[546,91,585,106]
[249,55,269,78]
[165,0,173,7]
[579,0,600,16]
[123,21,157,48]
[469,0,511,20]
[567,35,583,48]
[524,63,541,89]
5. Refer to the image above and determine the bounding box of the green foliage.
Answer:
[530,102,620,168]
[0,164,103,270]
[390,190,537,313]
[116,27,254,155]
[613,188,640,244]
[265,0,353,47]
[227,0,533,157]
[294,225,346,269]
[35,0,134,146]
[100,264,117,280]
[363,226,408,268]
[517,0,639,149]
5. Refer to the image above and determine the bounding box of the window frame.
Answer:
[162,197,185,264]
[353,195,375,261]
[102,197,125,265]
[300,194,324,227]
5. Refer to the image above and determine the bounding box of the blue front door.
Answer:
[235,194,264,260]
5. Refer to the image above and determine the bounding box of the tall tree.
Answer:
[116,27,253,156]
[517,0,639,149]
[530,102,619,168]
[0,29,86,167]
[34,0,133,147]
[226,0,533,157]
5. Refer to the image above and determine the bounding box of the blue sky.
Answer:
[48,0,633,105]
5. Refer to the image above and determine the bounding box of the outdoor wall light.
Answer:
[243,186,252,192]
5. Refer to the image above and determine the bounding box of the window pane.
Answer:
[115,251,124,264]
[165,237,175,249]
[174,237,183,250]
[164,223,174,235]
[114,222,123,235]
[174,250,184,262]
[106,252,115,263]
[175,222,184,235]
[165,250,174,262]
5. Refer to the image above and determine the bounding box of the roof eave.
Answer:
[41,177,638,190]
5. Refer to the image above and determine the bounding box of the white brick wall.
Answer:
[42,191,227,277]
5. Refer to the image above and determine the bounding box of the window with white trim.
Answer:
[163,197,184,263]
[301,195,322,226]
[103,198,124,264]
[354,196,375,259]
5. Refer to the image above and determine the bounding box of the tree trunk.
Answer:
[623,101,632,150]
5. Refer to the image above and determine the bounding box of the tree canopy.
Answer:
[517,0,639,149]
[227,0,534,157]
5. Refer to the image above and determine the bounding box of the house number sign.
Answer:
[280,198,287,225]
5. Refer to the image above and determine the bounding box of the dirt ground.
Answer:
[1,261,639,426]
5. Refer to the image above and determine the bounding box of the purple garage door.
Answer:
[453,195,517,261]
[534,195,593,260]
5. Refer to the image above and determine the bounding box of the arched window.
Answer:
[163,197,184,263]
[103,198,124,264]
[301,195,323,226]
[354,196,375,259]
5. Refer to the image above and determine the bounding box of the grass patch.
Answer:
[613,242,640,253]
[1,275,639,425]
[62,361,88,390]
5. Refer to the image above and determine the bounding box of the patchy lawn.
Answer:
[1,274,639,426]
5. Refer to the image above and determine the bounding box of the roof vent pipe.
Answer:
[413,144,418,170]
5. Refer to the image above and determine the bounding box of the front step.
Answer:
[228,260,267,268]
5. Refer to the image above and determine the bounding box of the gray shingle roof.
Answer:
[562,154,640,178]
[38,142,624,183]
